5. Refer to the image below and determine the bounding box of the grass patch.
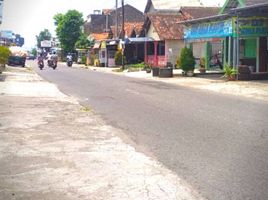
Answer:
[112,68,124,73]
[80,106,92,112]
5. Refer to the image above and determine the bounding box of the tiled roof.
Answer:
[90,33,110,41]
[111,22,144,38]
[181,6,220,19]
[102,9,114,15]
[147,13,185,40]
[145,6,220,40]
[145,0,202,13]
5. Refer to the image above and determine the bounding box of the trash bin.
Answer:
[152,67,159,77]
[159,68,173,78]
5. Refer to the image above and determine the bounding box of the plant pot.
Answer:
[0,64,5,74]
[159,68,173,78]
[152,67,159,77]
[228,75,236,81]
[199,68,206,74]
[186,71,194,77]
[146,68,151,73]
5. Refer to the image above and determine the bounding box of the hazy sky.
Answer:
[1,0,225,48]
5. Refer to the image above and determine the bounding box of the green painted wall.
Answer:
[245,39,256,58]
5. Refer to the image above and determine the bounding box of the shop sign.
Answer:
[184,19,233,39]
[100,41,106,49]
[238,17,268,37]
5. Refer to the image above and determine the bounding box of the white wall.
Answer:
[166,40,185,66]
[147,24,160,41]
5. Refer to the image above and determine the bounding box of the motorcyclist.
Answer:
[37,51,45,70]
[66,53,73,67]
[47,51,58,69]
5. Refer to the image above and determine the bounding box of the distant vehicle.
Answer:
[8,56,26,67]
[27,54,36,60]
[8,46,27,67]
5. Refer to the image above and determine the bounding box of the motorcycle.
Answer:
[38,57,44,70]
[67,56,73,67]
[47,55,58,70]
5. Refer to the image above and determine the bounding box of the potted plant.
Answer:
[144,63,152,73]
[0,46,11,74]
[222,64,238,81]
[178,47,196,77]
[199,57,206,74]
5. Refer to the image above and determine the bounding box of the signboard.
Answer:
[238,17,268,37]
[0,30,13,39]
[0,0,3,24]
[41,40,52,48]
[184,19,233,39]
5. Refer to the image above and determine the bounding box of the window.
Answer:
[147,42,154,55]
[157,41,165,56]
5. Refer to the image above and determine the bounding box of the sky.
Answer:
[1,0,225,49]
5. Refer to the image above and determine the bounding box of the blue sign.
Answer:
[239,17,268,37]
[184,19,233,39]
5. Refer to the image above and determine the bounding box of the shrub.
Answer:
[115,50,126,66]
[199,57,206,69]
[0,46,11,65]
[90,53,96,66]
[178,47,195,72]
[222,64,238,80]
[81,55,86,65]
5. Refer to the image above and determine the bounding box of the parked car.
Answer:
[8,56,26,67]
[8,46,27,67]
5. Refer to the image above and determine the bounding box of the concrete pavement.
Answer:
[0,66,204,200]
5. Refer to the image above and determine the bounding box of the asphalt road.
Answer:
[30,61,268,200]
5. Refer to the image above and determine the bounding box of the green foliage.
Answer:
[178,47,196,72]
[31,48,37,57]
[0,46,11,65]
[75,34,94,49]
[222,64,238,79]
[81,55,86,65]
[115,50,126,66]
[125,62,151,72]
[54,10,84,53]
[36,29,52,48]
[199,57,206,68]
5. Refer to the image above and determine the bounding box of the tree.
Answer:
[178,47,196,73]
[36,29,52,48]
[54,10,84,53]
[75,34,94,49]
[31,48,37,57]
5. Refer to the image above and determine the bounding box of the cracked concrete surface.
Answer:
[0,67,203,200]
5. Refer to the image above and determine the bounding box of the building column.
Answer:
[205,42,211,69]
[256,37,260,73]
[144,42,147,64]
[223,38,227,66]
[154,41,158,67]
[228,36,232,66]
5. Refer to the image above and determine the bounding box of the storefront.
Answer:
[183,2,268,79]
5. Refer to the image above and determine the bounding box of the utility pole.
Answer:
[121,0,125,40]
[121,0,125,70]
[115,0,118,39]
